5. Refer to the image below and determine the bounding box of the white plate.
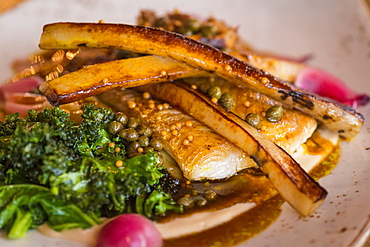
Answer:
[0,0,369,246]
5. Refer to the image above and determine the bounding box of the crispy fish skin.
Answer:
[184,77,318,154]
[139,80,327,216]
[39,22,364,139]
[99,89,256,181]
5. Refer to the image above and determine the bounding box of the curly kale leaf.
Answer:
[77,104,115,156]
[0,113,22,136]
[0,105,116,185]
[52,152,180,218]
[26,108,81,148]
[0,105,181,239]
[1,121,76,185]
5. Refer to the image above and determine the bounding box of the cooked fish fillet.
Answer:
[184,77,318,154]
[99,89,256,180]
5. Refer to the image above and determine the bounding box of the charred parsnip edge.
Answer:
[39,56,209,105]
[232,52,306,82]
[139,80,327,216]
[39,22,364,139]
[38,53,302,106]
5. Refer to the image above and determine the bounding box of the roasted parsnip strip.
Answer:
[39,56,208,105]
[39,22,364,139]
[138,80,327,216]
[231,52,306,82]
[184,76,318,154]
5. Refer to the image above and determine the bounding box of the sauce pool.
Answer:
[163,142,341,246]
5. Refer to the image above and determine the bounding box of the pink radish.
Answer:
[295,67,369,108]
[96,214,163,247]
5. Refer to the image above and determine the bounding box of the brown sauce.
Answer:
[309,144,341,180]
[160,170,277,224]
[304,131,336,156]
[163,143,341,247]
[164,195,284,247]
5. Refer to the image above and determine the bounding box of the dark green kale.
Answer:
[0,184,100,239]
[0,105,181,239]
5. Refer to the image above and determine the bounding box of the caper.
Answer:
[207,86,222,100]
[138,135,150,147]
[190,189,199,196]
[107,121,123,135]
[127,141,140,154]
[186,19,201,33]
[115,112,128,126]
[136,124,152,137]
[154,17,167,29]
[177,197,194,208]
[118,129,128,139]
[127,117,140,128]
[201,25,218,38]
[204,189,217,200]
[245,113,261,129]
[196,197,207,207]
[219,93,235,109]
[150,138,164,151]
[200,83,211,94]
[125,128,139,142]
[266,105,284,122]
[156,151,164,165]
[143,147,154,153]
[182,29,193,37]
